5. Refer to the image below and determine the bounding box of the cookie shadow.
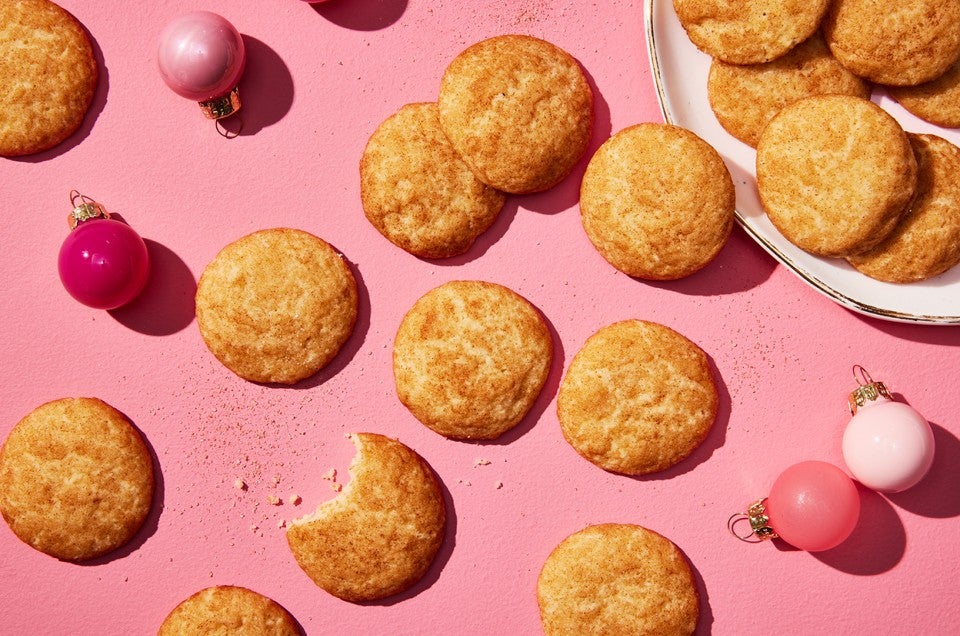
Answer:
[423,197,520,267]
[217,36,295,137]
[285,254,370,390]
[7,22,108,163]
[110,239,197,336]
[458,303,566,447]
[630,353,730,482]
[518,63,613,216]
[311,0,408,31]
[686,549,714,636]
[77,416,165,566]
[639,225,777,297]
[356,466,457,606]
[812,485,905,575]
[886,422,960,518]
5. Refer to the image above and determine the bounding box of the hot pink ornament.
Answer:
[842,366,934,493]
[157,11,246,120]
[58,192,150,310]
[729,461,860,552]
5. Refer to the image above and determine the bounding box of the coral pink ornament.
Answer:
[157,11,246,120]
[842,366,935,493]
[58,192,150,310]
[729,461,860,552]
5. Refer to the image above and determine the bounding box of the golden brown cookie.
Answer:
[889,61,960,128]
[673,0,830,65]
[848,134,960,282]
[393,280,552,440]
[158,586,300,636]
[756,95,917,257]
[823,0,960,86]
[580,123,734,280]
[538,524,699,636]
[195,228,358,385]
[0,398,154,561]
[437,35,593,194]
[557,320,717,475]
[286,433,445,602]
[0,0,98,156]
[708,34,870,148]
[360,102,505,258]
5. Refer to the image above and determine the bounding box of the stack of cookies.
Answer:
[360,34,594,258]
[675,0,960,283]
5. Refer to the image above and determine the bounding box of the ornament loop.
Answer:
[728,499,778,543]
[215,116,243,139]
[67,190,110,229]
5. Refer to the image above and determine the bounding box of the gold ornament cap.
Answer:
[728,498,778,543]
[68,190,110,230]
[198,86,241,120]
[848,365,892,415]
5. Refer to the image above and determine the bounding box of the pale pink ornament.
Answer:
[841,366,934,493]
[157,11,246,120]
[729,461,860,552]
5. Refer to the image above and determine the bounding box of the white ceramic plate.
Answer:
[644,0,960,325]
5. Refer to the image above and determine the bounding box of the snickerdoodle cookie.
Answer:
[557,320,718,475]
[673,0,830,65]
[438,35,593,194]
[823,0,960,86]
[0,0,98,156]
[848,134,960,282]
[159,586,301,635]
[580,123,734,280]
[708,34,870,148]
[889,61,960,128]
[360,102,505,258]
[286,433,445,602]
[538,524,699,636]
[756,95,917,257]
[393,280,552,440]
[0,398,154,561]
[195,228,358,385]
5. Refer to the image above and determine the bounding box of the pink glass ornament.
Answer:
[765,461,860,552]
[842,366,934,492]
[157,11,246,119]
[58,192,150,310]
[729,461,860,552]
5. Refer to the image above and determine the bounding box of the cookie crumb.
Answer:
[331,483,343,493]
[288,493,302,505]
[322,468,337,481]
[495,481,503,489]
[234,478,247,491]
[272,474,281,486]
[277,519,287,529]
[267,495,282,506]
[474,458,491,466]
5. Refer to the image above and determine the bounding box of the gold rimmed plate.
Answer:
[644,0,960,325]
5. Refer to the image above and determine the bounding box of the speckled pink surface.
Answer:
[2,1,960,634]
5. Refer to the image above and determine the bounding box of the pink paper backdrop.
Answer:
[2,1,959,634]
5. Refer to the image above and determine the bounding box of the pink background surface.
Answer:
[2,1,960,634]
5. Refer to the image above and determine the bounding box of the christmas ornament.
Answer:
[157,11,246,124]
[58,192,150,310]
[842,365,935,493]
[729,460,860,552]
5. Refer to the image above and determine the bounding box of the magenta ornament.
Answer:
[58,192,150,310]
[157,11,245,119]
[729,460,860,552]
[842,366,934,493]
